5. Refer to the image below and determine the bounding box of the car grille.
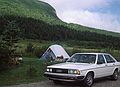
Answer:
[52,68,68,74]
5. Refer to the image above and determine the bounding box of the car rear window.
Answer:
[104,55,115,63]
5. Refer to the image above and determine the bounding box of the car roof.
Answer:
[74,53,110,55]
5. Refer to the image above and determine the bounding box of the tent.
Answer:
[40,45,70,61]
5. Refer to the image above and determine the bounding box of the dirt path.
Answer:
[4,77,120,87]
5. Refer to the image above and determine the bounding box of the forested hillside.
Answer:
[0,0,120,49]
[0,0,120,36]
[1,15,120,49]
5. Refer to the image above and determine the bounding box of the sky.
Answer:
[42,0,120,33]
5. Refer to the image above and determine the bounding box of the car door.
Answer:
[95,54,108,78]
[104,54,116,75]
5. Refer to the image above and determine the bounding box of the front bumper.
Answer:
[44,72,85,82]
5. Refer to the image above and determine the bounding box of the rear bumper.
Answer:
[44,72,85,82]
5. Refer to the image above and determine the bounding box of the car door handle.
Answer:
[105,64,108,66]
[113,64,115,66]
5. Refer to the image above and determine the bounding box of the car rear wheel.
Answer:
[111,70,119,81]
[83,73,94,87]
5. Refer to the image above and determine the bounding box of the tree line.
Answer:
[0,15,120,49]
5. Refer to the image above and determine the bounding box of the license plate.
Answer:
[56,69,62,73]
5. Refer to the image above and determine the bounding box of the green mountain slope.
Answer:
[0,0,120,38]
[0,0,59,21]
[67,23,120,37]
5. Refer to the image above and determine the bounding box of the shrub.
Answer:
[34,46,48,58]
[26,64,38,78]
[26,43,34,53]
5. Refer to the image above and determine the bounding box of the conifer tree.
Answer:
[0,21,19,69]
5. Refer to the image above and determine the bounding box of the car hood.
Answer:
[47,62,95,70]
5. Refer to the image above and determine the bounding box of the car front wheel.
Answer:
[111,70,119,81]
[83,73,94,87]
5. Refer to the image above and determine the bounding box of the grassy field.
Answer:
[0,57,47,86]
[17,40,120,61]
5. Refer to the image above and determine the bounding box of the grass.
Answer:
[17,39,120,61]
[0,57,47,86]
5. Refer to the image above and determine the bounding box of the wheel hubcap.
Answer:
[114,71,118,79]
[86,75,93,86]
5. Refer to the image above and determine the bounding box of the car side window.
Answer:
[97,55,105,64]
[104,55,115,63]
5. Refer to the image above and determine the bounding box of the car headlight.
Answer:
[50,69,52,72]
[47,68,52,72]
[68,69,80,75]
[47,69,50,72]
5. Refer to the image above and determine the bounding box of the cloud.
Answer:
[42,0,120,32]
[44,0,111,10]
[59,10,120,32]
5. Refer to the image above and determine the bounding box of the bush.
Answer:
[26,43,34,53]
[69,48,81,56]
[34,46,48,58]
[34,48,42,58]
[26,64,38,78]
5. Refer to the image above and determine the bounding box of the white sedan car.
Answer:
[44,53,120,87]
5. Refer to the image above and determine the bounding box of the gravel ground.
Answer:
[3,76,120,87]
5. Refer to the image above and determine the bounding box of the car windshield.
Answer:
[67,54,96,64]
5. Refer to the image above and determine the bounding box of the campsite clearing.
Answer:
[1,40,120,86]
[0,57,47,86]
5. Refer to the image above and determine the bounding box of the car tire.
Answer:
[111,70,119,81]
[83,73,94,87]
